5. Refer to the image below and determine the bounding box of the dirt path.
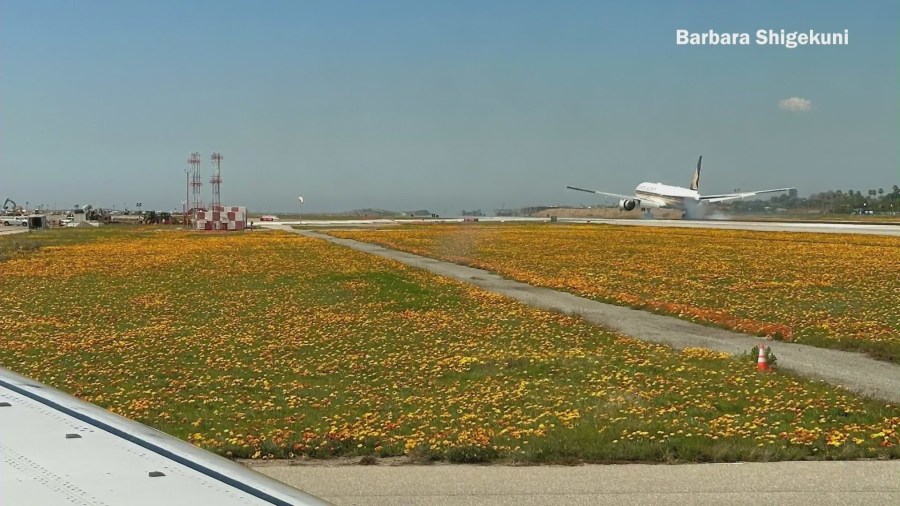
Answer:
[0,227,29,236]
[290,228,900,404]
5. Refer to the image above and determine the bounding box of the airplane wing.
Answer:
[566,186,636,200]
[699,188,793,203]
[566,186,663,207]
[0,367,331,506]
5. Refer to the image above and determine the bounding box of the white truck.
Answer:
[1,215,27,226]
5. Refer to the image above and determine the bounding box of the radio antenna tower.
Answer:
[188,152,203,214]
[210,152,223,209]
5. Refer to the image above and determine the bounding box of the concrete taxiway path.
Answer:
[249,460,900,506]
[290,228,900,404]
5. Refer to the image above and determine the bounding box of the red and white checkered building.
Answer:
[194,206,246,231]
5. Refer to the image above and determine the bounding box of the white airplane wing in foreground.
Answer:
[0,367,330,506]
[699,188,794,203]
[565,186,663,207]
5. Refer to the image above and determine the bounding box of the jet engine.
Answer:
[619,199,637,211]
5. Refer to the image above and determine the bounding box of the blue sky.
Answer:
[1,0,897,214]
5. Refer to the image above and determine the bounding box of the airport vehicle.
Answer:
[140,211,173,224]
[1,216,27,226]
[260,215,278,221]
[567,156,792,218]
[2,198,26,224]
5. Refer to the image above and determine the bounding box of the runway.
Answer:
[251,460,900,506]
[261,217,900,236]
[557,218,900,236]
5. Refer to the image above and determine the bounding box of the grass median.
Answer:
[330,223,900,363]
[1,228,898,462]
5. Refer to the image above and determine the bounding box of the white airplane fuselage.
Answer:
[634,182,700,210]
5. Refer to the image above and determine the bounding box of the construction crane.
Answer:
[2,198,21,214]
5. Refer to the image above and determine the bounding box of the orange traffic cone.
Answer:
[757,343,769,372]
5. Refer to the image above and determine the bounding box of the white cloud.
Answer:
[778,97,812,112]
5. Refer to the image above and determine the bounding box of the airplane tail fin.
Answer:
[689,155,702,191]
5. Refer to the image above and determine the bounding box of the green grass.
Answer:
[329,224,900,363]
[0,228,103,261]
[1,228,898,463]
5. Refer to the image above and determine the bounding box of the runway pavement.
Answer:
[558,218,900,236]
[250,460,900,506]
[266,217,900,236]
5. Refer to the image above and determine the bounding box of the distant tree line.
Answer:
[725,185,900,214]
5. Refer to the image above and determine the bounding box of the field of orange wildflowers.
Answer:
[0,228,898,462]
[332,224,900,363]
